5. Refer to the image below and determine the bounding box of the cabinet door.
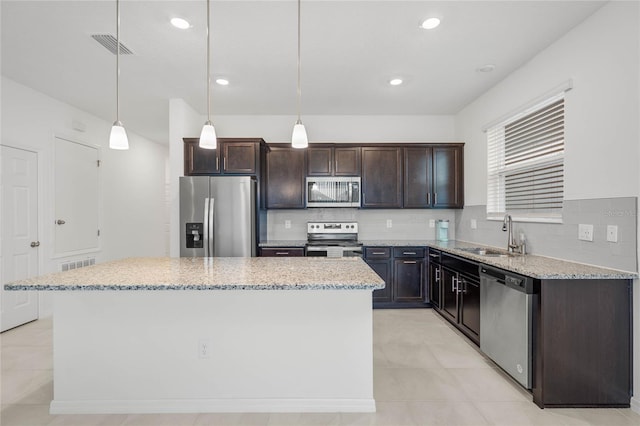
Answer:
[367,260,392,303]
[223,142,257,174]
[334,147,361,176]
[307,147,333,176]
[441,268,459,322]
[393,258,425,302]
[184,139,220,175]
[361,147,402,208]
[403,147,433,208]
[433,146,463,208]
[265,147,306,209]
[459,275,480,343]
[428,261,441,309]
[259,248,304,257]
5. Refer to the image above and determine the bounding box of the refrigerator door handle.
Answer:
[209,197,215,257]
[203,197,210,257]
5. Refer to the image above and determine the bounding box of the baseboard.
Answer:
[631,395,640,414]
[50,398,377,414]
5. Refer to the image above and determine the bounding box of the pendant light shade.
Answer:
[109,0,129,150]
[199,0,217,149]
[292,120,308,149]
[292,0,308,149]
[109,121,129,150]
[199,120,217,149]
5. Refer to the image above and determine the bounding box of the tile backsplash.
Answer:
[267,208,457,241]
[455,197,637,272]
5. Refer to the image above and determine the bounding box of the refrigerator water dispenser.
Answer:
[186,223,203,248]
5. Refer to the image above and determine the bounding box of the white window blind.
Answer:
[487,93,565,222]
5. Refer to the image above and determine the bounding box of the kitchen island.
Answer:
[4,257,385,414]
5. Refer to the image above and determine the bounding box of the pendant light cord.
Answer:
[297,0,301,122]
[116,0,120,122]
[206,0,211,121]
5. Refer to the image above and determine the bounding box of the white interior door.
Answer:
[54,137,99,255]
[1,145,39,332]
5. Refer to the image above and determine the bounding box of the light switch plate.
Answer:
[429,219,435,228]
[578,224,594,242]
[284,220,291,229]
[386,219,392,228]
[606,225,618,242]
[470,219,477,229]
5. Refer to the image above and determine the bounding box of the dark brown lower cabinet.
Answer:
[533,278,632,408]
[435,252,480,345]
[366,246,428,308]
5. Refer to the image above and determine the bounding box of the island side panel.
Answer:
[51,290,375,414]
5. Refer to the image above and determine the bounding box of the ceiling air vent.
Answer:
[91,34,133,55]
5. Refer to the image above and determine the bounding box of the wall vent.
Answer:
[91,34,134,55]
[60,257,96,272]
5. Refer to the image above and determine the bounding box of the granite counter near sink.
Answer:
[360,239,637,280]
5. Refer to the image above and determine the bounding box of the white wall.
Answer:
[1,77,169,315]
[456,1,639,205]
[455,1,640,413]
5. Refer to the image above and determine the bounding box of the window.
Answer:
[487,93,565,222]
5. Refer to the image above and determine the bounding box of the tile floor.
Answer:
[2,309,639,426]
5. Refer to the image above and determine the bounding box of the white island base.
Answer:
[50,290,375,414]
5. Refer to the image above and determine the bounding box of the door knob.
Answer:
[56,219,66,225]
[30,241,40,247]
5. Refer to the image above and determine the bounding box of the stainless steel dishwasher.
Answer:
[479,264,535,389]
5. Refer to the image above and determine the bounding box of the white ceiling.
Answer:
[1,1,605,144]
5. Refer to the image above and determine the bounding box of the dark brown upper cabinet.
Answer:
[183,138,264,176]
[264,145,306,209]
[403,144,464,209]
[361,147,403,208]
[307,146,361,176]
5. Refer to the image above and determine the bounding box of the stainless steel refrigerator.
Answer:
[180,176,256,257]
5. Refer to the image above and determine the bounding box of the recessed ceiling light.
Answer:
[170,18,190,29]
[216,78,229,86]
[389,78,403,86]
[477,64,496,73]
[420,17,441,30]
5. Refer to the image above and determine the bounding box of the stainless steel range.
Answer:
[305,221,363,258]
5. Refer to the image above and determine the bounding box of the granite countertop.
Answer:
[258,240,307,248]
[4,257,385,291]
[361,239,637,280]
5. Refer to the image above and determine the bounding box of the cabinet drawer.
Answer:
[259,248,304,257]
[427,248,441,263]
[393,247,426,258]
[364,247,391,259]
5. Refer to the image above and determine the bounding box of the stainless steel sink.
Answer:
[456,247,516,258]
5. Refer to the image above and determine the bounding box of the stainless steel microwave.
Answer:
[305,177,361,208]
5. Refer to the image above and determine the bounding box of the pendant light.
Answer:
[291,0,308,149]
[109,0,129,150]
[199,0,217,149]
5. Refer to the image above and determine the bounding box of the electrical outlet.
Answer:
[386,219,392,228]
[606,225,618,243]
[198,339,212,359]
[429,219,435,228]
[284,220,291,229]
[578,224,594,242]
[470,219,477,229]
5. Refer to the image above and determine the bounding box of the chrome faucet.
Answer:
[502,214,526,254]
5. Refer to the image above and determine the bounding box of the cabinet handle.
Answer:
[335,159,338,173]
[275,252,289,255]
[216,157,219,170]
[224,157,227,171]
[435,269,440,282]
[428,253,439,258]
[403,260,417,264]
[427,193,431,204]
[403,251,417,255]
[372,251,386,255]
[434,192,438,205]
[452,276,458,292]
